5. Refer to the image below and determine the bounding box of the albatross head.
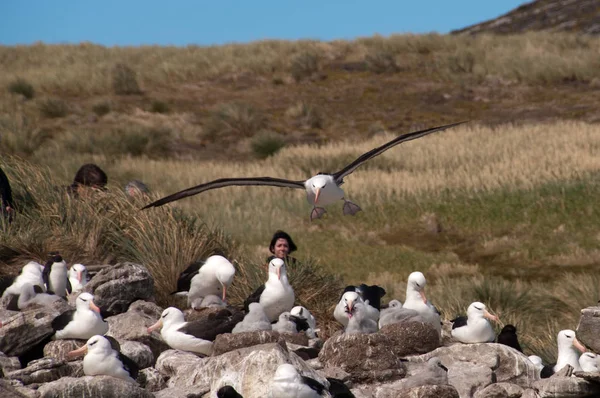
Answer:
[69,263,88,284]
[407,271,428,304]
[268,258,286,280]
[67,335,111,359]
[467,302,499,323]
[148,307,185,333]
[210,255,236,301]
[341,291,361,318]
[76,293,101,314]
[557,329,586,354]
[307,174,330,204]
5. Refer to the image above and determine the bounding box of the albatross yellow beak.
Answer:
[147,319,163,333]
[67,344,88,359]
[314,187,321,204]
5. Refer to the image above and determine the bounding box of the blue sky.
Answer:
[1,1,526,47]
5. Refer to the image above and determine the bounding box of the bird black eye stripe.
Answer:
[89,341,97,346]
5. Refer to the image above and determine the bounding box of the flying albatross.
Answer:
[142,122,466,220]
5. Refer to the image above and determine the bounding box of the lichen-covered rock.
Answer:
[378,321,440,357]
[119,340,154,369]
[0,352,21,375]
[474,382,524,398]
[212,330,283,356]
[106,301,168,360]
[42,340,82,361]
[318,331,406,383]
[6,358,82,386]
[0,302,72,357]
[37,376,154,398]
[137,368,168,392]
[0,379,32,398]
[81,263,155,316]
[158,341,330,397]
[576,307,600,353]
[533,375,600,398]
[393,384,459,398]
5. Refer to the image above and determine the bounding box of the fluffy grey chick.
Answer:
[345,302,378,334]
[273,312,298,334]
[232,302,272,333]
[402,357,448,390]
[197,294,227,309]
[378,299,425,328]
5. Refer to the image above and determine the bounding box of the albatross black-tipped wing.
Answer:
[171,260,204,294]
[177,308,245,341]
[301,376,325,395]
[450,315,468,330]
[117,351,139,380]
[142,177,305,209]
[332,121,468,183]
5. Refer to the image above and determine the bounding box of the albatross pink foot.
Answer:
[342,200,362,216]
[310,207,327,221]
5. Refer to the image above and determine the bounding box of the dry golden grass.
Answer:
[2,32,600,96]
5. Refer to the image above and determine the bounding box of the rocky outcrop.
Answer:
[6,358,82,386]
[212,330,283,356]
[106,300,168,360]
[82,263,155,316]
[119,340,154,369]
[157,341,329,397]
[42,341,82,362]
[576,306,600,353]
[0,301,72,357]
[533,375,600,398]
[378,321,440,357]
[473,382,524,398]
[37,376,154,398]
[319,332,406,383]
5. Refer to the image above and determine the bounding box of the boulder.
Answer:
[576,307,600,353]
[42,340,82,361]
[212,330,283,356]
[106,301,168,360]
[533,376,600,398]
[117,340,153,369]
[474,382,524,398]
[158,341,330,397]
[409,343,538,388]
[37,376,154,398]
[82,262,155,316]
[0,302,72,356]
[378,321,440,357]
[0,379,32,398]
[0,352,21,375]
[392,385,459,398]
[155,350,207,378]
[448,363,494,398]
[6,358,82,385]
[319,331,406,383]
[153,387,208,398]
[574,371,600,383]
[137,368,168,392]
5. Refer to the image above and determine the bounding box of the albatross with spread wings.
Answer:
[143,121,466,220]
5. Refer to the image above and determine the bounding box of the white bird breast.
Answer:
[304,176,345,206]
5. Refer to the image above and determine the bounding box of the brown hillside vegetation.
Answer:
[453,0,600,36]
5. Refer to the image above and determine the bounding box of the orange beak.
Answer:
[419,290,427,304]
[222,284,227,302]
[347,300,354,318]
[314,187,321,204]
[77,271,83,283]
[147,319,163,334]
[89,301,101,314]
[67,344,88,359]
[573,337,587,353]
[277,267,281,280]
[483,310,499,323]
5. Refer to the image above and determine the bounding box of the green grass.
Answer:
[7,78,35,99]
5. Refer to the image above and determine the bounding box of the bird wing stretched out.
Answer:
[332,121,468,184]
[142,177,305,209]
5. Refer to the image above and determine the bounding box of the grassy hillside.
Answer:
[2,33,600,362]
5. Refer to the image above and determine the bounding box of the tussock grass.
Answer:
[0,114,51,157]
[91,101,112,117]
[204,102,267,141]
[7,78,35,99]
[250,131,286,159]
[285,101,324,129]
[38,98,69,118]
[3,32,600,95]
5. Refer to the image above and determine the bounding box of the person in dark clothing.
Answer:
[67,164,108,197]
[0,167,14,222]
[266,230,298,266]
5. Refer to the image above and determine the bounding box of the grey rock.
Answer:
[212,330,283,356]
[533,376,600,398]
[42,340,83,361]
[137,367,168,392]
[387,384,459,398]
[37,376,153,398]
[378,321,440,357]
[576,307,600,353]
[155,349,207,379]
[160,341,329,397]
[82,262,155,316]
[0,301,72,356]
[319,331,406,383]
[106,300,169,360]
[6,358,82,385]
[153,386,208,398]
[319,366,352,382]
[0,379,32,398]
[0,352,22,375]
[409,343,538,388]
[521,389,539,398]
[474,382,524,398]
[119,340,154,369]
[307,358,323,370]
[574,371,600,383]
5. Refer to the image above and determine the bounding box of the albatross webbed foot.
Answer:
[342,200,362,216]
[310,207,327,221]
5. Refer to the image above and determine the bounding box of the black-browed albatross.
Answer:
[143,122,466,220]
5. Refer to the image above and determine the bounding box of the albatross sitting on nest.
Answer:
[244,258,295,322]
